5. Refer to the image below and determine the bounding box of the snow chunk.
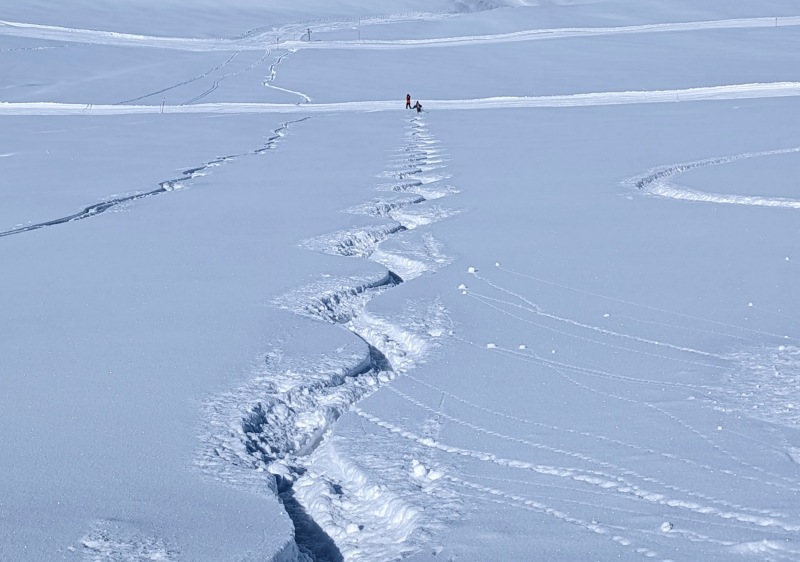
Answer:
[467,266,477,274]
[486,343,497,349]
[411,459,428,478]
[660,521,673,532]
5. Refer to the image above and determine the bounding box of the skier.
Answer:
[406,94,411,109]
[413,100,423,113]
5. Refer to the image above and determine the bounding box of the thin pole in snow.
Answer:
[161,99,165,114]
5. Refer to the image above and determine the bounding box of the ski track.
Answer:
[199,114,459,561]
[626,146,800,210]
[181,50,271,105]
[2,15,800,52]
[8,8,800,560]
[116,50,243,105]
[6,82,800,116]
[347,259,800,555]
[264,50,312,104]
[0,118,309,239]
[456,333,800,497]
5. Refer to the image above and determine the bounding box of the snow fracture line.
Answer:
[0,118,309,239]
[251,114,454,561]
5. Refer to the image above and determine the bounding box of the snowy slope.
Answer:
[3,1,800,561]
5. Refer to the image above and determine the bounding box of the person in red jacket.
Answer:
[406,94,411,109]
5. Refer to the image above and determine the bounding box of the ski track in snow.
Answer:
[348,259,800,558]
[264,50,312,104]
[199,114,459,561]
[2,15,800,52]
[626,146,800,210]
[9,8,800,561]
[181,49,272,105]
[7,82,800,116]
[116,50,244,105]
[0,118,309,239]
[623,149,800,435]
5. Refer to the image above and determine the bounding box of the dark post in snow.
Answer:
[307,28,311,42]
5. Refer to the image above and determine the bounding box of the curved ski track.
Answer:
[626,146,800,209]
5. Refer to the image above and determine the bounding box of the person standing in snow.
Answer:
[413,100,423,113]
[406,94,411,109]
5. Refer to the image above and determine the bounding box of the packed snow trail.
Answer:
[5,82,800,116]
[2,15,800,51]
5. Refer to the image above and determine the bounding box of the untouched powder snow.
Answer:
[3,1,800,561]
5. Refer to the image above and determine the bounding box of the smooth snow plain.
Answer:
[2,1,800,561]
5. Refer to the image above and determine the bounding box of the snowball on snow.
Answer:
[748,302,754,307]
[467,266,477,273]
[486,343,497,349]
[518,344,526,350]
[494,262,501,267]
[660,522,673,532]
[458,283,468,290]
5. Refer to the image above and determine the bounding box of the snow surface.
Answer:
[3,1,800,561]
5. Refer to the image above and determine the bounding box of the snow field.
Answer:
[3,1,800,561]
